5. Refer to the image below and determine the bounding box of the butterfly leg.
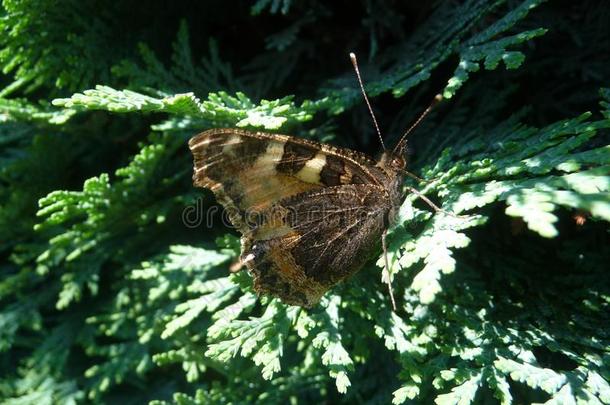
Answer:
[402,169,427,183]
[402,170,446,185]
[382,229,397,311]
[405,186,468,219]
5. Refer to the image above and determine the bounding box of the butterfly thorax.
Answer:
[375,151,407,225]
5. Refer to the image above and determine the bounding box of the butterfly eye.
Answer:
[392,157,404,168]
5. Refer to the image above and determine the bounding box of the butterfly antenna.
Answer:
[394,93,443,154]
[350,52,386,150]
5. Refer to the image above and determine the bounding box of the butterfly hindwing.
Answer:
[241,184,391,307]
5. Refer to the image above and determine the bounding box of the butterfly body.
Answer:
[189,129,407,307]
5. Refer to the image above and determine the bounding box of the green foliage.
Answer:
[0,1,140,97]
[1,1,609,404]
[53,87,312,130]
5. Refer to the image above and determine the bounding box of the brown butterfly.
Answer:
[189,53,442,308]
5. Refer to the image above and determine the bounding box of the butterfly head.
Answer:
[377,151,406,173]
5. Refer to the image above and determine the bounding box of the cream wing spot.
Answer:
[221,135,243,156]
[253,141,286,172]
[237,141,288,209]
[295,151,326,184]
[340,165,353,184]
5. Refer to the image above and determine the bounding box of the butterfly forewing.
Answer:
[189,129,381,231]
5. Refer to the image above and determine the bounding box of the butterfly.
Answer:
[188,53,442,308]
